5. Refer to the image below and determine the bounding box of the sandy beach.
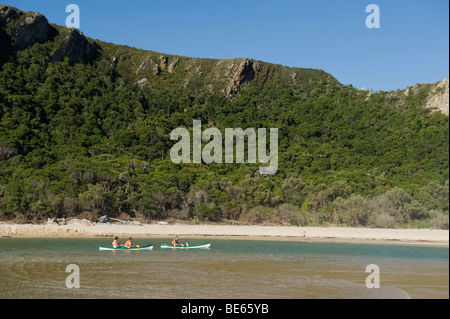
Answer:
[0,222,448,246]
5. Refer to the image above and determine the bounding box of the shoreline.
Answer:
[0,222,448,247]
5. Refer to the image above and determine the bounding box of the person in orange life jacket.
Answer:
[112,237,122,248]
[125,237,134,248]
[172,235,184,247]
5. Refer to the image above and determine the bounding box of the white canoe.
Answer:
[160,242,211,249]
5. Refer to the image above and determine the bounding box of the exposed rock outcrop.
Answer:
[111,55,119,69]
[425,77,449,115]
[52,28,98,64]
[0,5,19,24]
[137,77,148,88]
[386,76,449,116]
[136,55,162,76]
[223,58,258,95]
[233,59,255,86]
[0,5,55,50]
[168,58,180,73]
[136,55,152,73]
[159,55,168,70]
[1,5,97,65]
[291,72,297,82]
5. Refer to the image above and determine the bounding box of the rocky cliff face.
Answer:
[0,5,55,50]
[224,58,257,95]
[425,77,449,116]
[392,76,450,116]
[0,5,97,65]
[52,28,98,64]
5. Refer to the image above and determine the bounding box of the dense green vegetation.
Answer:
[0,18,448,228]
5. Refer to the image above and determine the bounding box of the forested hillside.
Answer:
[0,5,448,228]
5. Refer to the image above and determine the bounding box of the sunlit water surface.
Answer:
[0,238,448,299]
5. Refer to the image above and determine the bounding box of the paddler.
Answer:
[125,237,134,248]
[172,235,184,247]
[112,237,121,248]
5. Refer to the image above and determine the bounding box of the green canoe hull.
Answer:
[99,244,153,250]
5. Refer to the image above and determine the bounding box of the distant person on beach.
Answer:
[172,235,184,247]
[301,231,306,240]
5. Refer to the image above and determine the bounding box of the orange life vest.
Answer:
[112,239,119,248]
[125,240,132,248]
[172,238,178,246]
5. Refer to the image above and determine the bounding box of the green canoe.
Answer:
[99,244,153,250]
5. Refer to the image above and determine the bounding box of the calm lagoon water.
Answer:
[0,238,448,299]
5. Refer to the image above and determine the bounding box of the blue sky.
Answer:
[8,0,449,92]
